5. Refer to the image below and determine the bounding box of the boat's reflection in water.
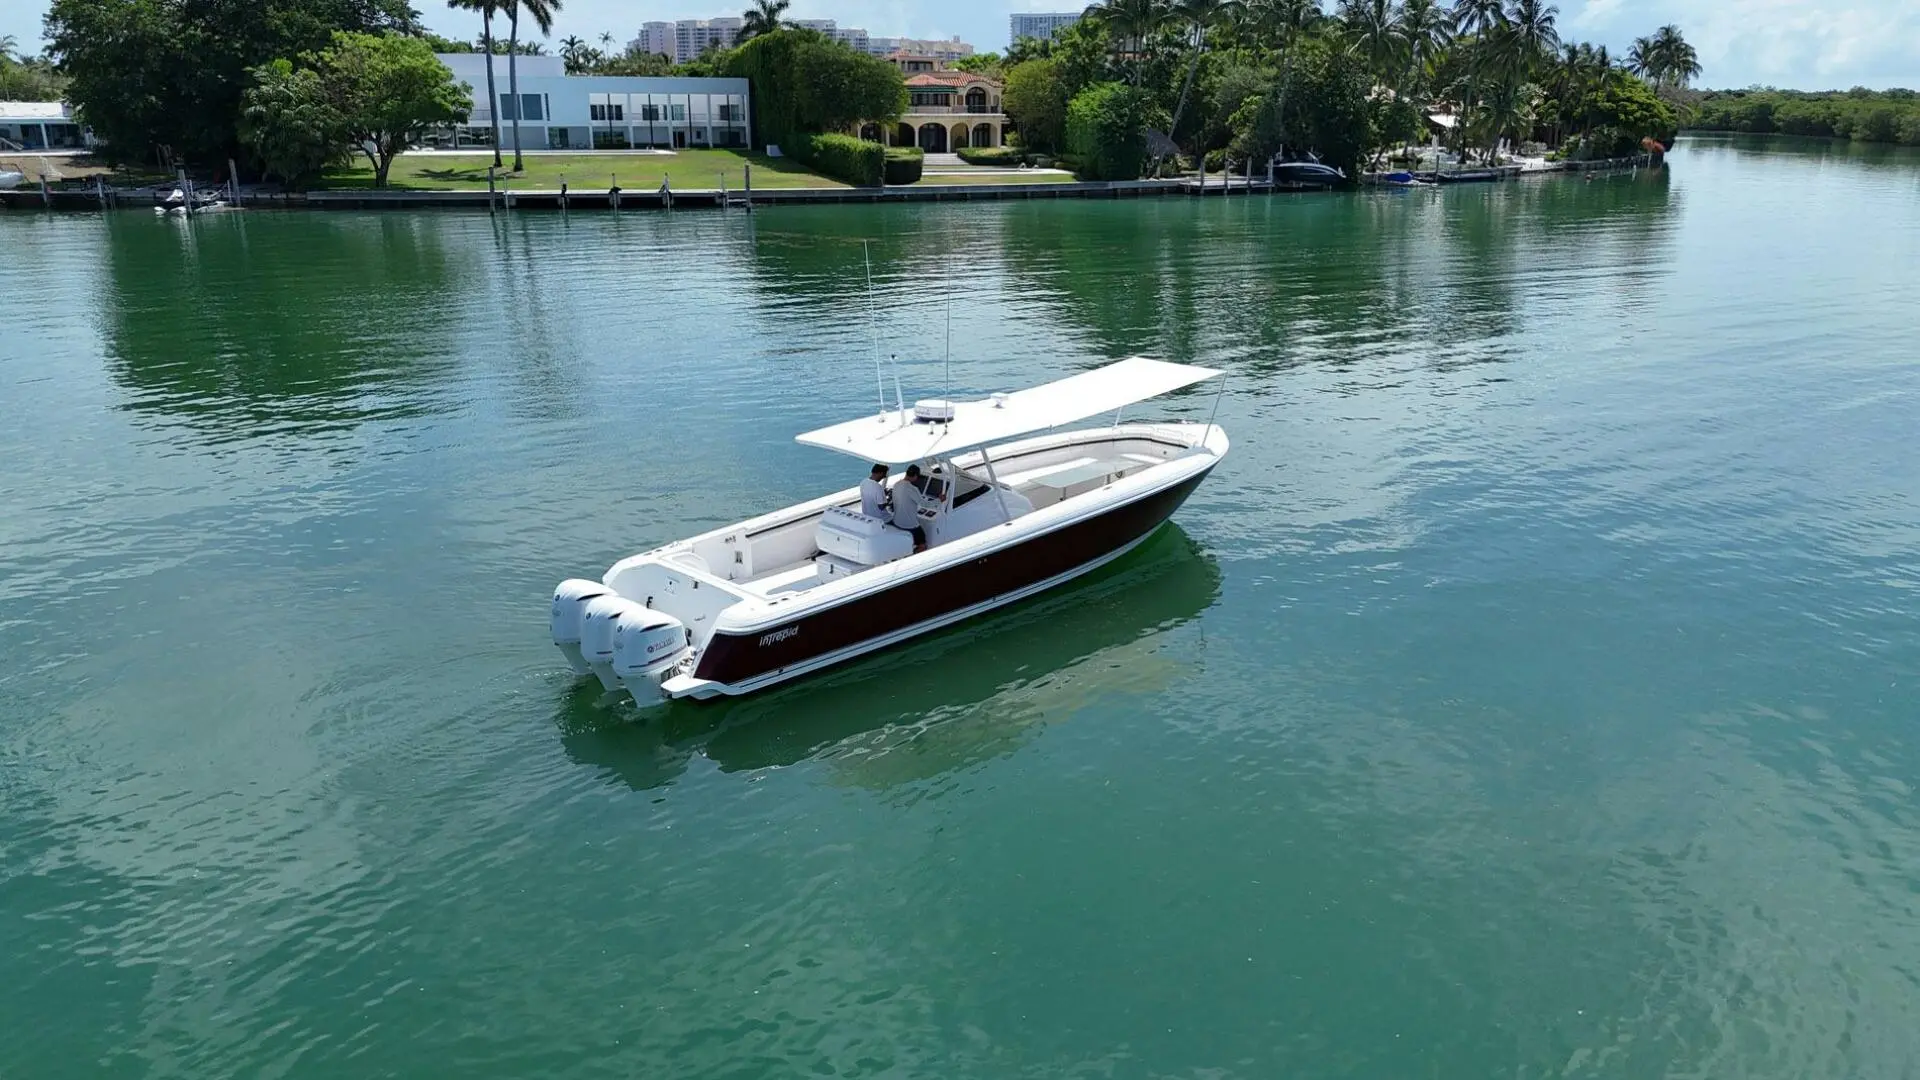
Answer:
[557,525,1223,792]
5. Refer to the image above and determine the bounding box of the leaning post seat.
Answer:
[815,506,913,568]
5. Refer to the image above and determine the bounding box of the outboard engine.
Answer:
[579,594,647,692]
[611,608,691,708]
[551,579,611,674]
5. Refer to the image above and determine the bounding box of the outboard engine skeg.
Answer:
[580,594,648,692]
[612,609,690,708]
[551,579,612,674]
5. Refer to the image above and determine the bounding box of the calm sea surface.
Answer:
[3,136,1918,1078]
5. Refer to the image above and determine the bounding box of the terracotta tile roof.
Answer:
[904,71,994,89]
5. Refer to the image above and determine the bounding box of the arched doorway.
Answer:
[895,122,914,147]
[951,122,970,149]
[859,122,881,143]
[965,87,988,113]
[972,123,994,149]
[917,122,947,152]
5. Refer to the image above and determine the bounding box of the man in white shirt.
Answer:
[860,464,888,518]
[890,464,929,552]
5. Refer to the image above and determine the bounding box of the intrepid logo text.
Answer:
[759,626,799,647]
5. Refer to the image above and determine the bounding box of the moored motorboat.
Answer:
[550,357,1229,708]
[1269,160,1345,188]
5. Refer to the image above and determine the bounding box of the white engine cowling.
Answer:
[612,609,690,707]
[551,578,611,674]
[580,594,647,692]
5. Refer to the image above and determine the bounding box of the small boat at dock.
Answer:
[1269,160,1345,188]
[549,357,1230,708]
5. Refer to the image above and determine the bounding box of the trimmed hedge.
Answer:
[956,146,1023,165]
[798,133,885,187]
[883,147,923,185]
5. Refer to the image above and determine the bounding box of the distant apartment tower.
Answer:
[678,17,742,60]
[1008,12,1080,45]
[793,18,871,51]
[866,35,975,60]
[633,21,675,57]
[635,16,875,61]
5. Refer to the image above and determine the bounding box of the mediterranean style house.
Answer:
[857,53,1010,153]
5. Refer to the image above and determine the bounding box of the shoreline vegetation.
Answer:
[1679,88,1920,147]
[26,0,1691,197]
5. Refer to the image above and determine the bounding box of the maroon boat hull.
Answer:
[692,468,1213,688]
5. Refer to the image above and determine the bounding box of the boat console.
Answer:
[816,506,914,568]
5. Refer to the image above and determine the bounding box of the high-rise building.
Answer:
[866,35,975,60]
[633,15,879,63]
[632,20,675,58]
[677,17,742,61]
[1008,12,1081,45]
[793,18,871,52]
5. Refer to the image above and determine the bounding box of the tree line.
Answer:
[1683,88,1920,146]
[976,0,1687,179]
[1,34,66,102]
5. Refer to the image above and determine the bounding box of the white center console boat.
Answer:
[550,357,1230,707]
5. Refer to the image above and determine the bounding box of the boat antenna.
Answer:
[944,295,952,402]
[892,356,906,424]
[865,241,885,419]
[1202,371,1228,449]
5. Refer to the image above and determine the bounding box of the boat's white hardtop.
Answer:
[795,356,1220,465]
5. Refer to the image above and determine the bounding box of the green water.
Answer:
[4,136,1918,1078]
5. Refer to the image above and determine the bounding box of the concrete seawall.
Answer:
[0,156,1658,212]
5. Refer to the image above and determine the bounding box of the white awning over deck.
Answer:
[796,356,1221,466]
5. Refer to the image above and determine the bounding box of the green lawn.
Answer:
[316,150,1093,191]
[318,149,845,191]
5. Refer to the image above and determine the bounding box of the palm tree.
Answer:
[448,0,504,167]
[1504,0,1557,77]
[1339,0,1410,87]
[1399,0,1452,93]
[559,33,587,72]
[1450,0,1506,160]
[503,0,561,171]
[1236,0,1323,161]
[1647,24,1699,90]
[1626,35,1655,81]
[1168,0,1243,144]
[736,0,791,43]
[1085,0,1170,85]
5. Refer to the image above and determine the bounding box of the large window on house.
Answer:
[909,90,952,108]
[590,103,624,122]
[498,93,545,121]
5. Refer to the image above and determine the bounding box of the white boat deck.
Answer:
[723,447,1165,601]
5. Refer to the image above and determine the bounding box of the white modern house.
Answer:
[0,102,95,151]
[433,53,750,151]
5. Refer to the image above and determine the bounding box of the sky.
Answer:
[6,0,1919,90]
